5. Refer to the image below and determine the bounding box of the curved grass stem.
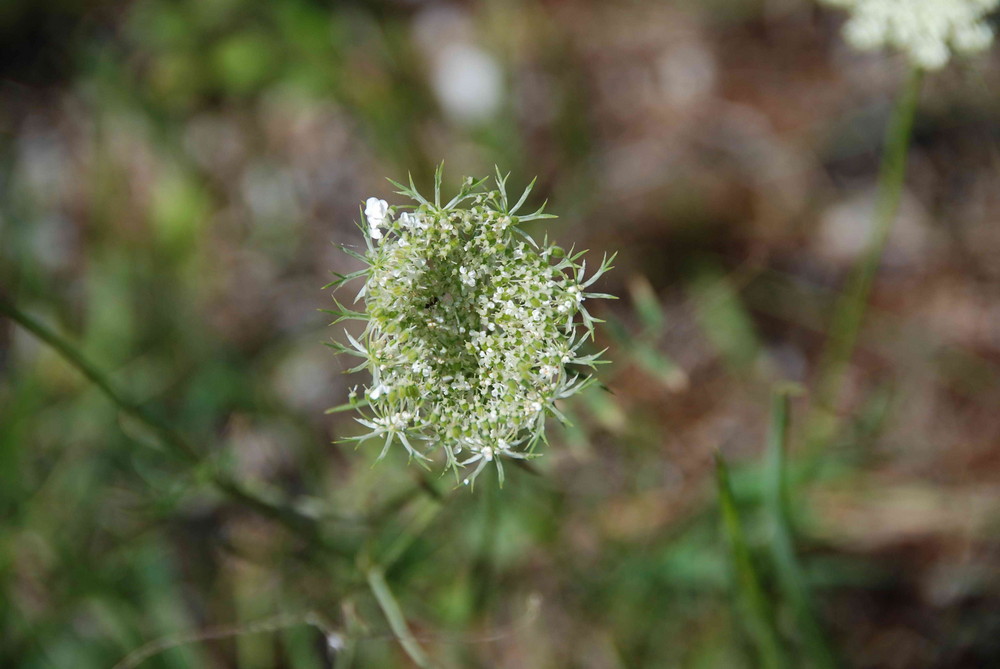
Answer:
[0,297,333,552]
[0,298,201,463]
[716,453,789,669]
[366,567,434,668]
[766,391,840,669]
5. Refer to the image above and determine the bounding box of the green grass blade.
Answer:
[377,495,443,570]
[627,275,665,334]
[690,263,761,370]
[366,567,433,668]
[765,390,840,669]
[605,315,688,391]
[0,298,337,554]
[716,454,788,669]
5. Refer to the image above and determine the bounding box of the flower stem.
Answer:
[0,297,334,552]
[808,66,924,450]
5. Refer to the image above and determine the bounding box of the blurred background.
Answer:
[3,0,1000,667]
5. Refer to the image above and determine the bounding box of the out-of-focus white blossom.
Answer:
[431,44,503,124]
[328,169,615,485]
[821,0,998,69]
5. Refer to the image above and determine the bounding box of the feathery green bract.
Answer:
[328,169,614,486]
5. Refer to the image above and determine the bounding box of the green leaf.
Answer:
[605,315,687,391]
[365,568,433,668]
[690,263,761,370]
[628,275,665,334]
[716,454,788,669]
[765,389,840,669]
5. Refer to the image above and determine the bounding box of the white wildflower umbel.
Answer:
[821,0,998,69]
[326,168,615,486]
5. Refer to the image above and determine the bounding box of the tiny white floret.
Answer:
[365,197,390,239]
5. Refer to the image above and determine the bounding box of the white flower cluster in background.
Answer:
[328,169,614,485]
[821,0,998,69]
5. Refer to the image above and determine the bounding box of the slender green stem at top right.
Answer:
[808,66,924,451]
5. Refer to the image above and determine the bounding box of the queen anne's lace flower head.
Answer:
[821,0,998,69]
[327,168,615,486]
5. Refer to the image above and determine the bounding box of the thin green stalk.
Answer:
[0,297,331,551]
[765,391,839,669]
[365,567,433,669]
[470,477,500,617]
[0,298,201,464]
[809,66,924,450]
[716,454,788,669]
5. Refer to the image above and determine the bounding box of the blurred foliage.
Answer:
[3,0,1000,667]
